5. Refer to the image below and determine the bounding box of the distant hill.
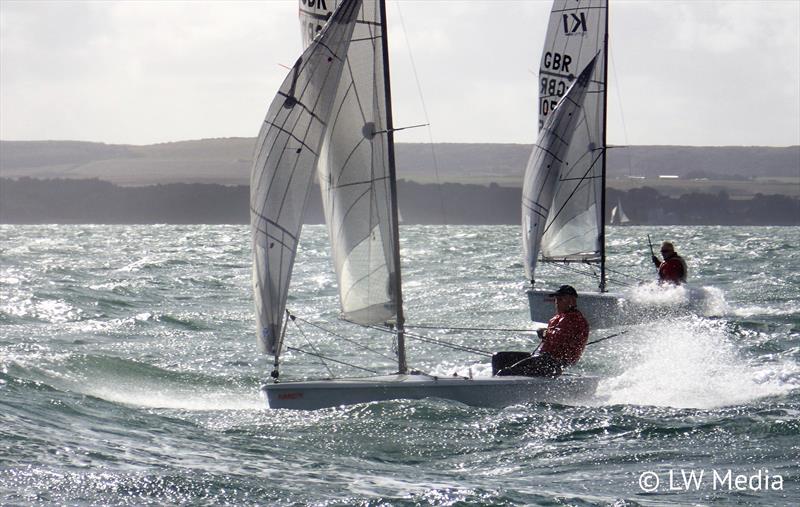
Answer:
[1,139,797,187]
[2,177,797,226]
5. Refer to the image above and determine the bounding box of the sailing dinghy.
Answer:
[251,0,598,410]
[610,199,630,225]
[524,0,709,328]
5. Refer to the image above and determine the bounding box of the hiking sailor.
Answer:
[651,241,688,285]
[492,285,589,377]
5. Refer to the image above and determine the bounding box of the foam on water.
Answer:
[624,282,728,317]
[595,316,797,409]
[3,350,263,411]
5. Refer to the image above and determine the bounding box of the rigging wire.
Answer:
[405,324,537,333]
[285,347,380,375]
[609,48,635,178]
[393,0,448,225]
[361,322,494,358]
[404,330,494,357]
[543,260,644,288]
[290,313,398,362]
[289,316,335,378]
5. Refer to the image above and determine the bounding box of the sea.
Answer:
[1,224,798,506]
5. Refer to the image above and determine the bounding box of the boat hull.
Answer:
[527,286,711,328]
[263,373,599,410]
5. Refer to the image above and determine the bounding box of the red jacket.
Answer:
[540,308,589,365]
[657,254,687,285]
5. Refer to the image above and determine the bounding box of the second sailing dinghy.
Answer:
[610,199,630,225]
[524,0,710,328]
[251,0,598,410]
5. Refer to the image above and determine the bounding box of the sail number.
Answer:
[539,51,573,125]
[542,52,572,73]
[300,0,328,9]
[305,21,323,43]
[300,0,332,43]
[539,77,568,125]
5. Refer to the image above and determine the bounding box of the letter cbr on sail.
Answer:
[299,0,400,328]
[533,0,608,287]
[250,0,361,355]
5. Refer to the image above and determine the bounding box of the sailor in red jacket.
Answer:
[652,241,687,285]
[492,285,589,377]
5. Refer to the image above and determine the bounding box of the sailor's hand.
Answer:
[651,255,660,266]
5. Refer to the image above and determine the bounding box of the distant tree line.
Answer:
[1,177,797,226]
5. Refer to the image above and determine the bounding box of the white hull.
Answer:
[527,286,711,328]
[263,372,599,410]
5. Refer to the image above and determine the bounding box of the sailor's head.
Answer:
[660,241,676,256]
[549,284,578,310]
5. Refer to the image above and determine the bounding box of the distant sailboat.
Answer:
[251,0,598,410]
[610,199,630,225]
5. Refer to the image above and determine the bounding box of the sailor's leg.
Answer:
[492,351,532,375]
[518,354,564,377]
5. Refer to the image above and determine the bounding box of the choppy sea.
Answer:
[1,224,798,506]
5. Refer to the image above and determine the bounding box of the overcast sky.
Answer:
[1,0,798,147]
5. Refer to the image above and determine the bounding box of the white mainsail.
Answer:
[250,0,361,355]
[536,0,607,267]
[523,57,599,282]
[299,0,400,325]
[610,198,630,225]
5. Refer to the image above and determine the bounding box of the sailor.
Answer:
[651,241,687,285]
[492,285,589,377]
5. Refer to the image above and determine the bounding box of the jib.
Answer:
[543,52,572,73]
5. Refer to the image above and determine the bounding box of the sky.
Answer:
[1,0,799,147]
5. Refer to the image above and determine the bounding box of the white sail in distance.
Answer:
[250,0,361,355]
[610,198,630,225]
[299,0,400,325]
[523,57,599,282]
[537,0,607,263]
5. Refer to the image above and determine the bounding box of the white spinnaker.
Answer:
[523,57,599,281]
[300,0,399,325]
[538,0,607,262]
[251,0,361,355]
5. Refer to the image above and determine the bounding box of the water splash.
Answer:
[595,316,796,409]
[3,351,263,411]
[625,282,727,317]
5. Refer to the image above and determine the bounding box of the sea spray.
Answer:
[595,316,793,408]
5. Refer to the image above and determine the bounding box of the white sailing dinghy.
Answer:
[610,199,630,225]
[251,0,598,410]
[524,0,708,328]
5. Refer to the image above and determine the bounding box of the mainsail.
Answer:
[250,0,361,355]
[610,198,630,225]
[299,0,400,326]
[523,57,599,282]
[536,0,608,271]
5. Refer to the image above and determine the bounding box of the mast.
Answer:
[598,0,609,293]
[379,0,407,374]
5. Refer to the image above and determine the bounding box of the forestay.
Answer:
[299,0,400,325]
[250,0,361,355]
[537,0,607,265]
[523,57,599,282]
